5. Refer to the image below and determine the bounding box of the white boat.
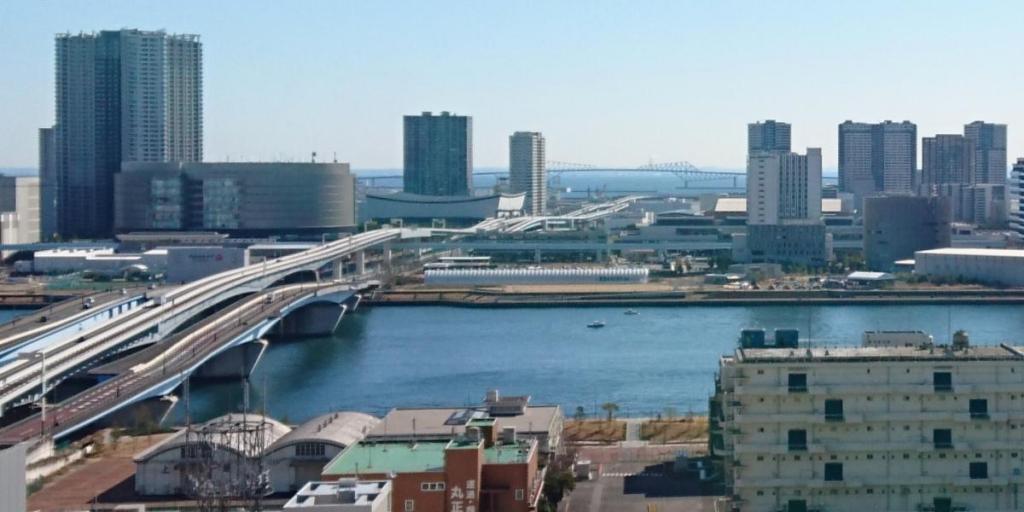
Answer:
[587,320,606,329]
[624,309,639,316]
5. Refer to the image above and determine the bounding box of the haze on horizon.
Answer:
[0,0,1021,171]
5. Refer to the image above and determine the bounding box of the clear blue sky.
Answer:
[1,0,1021,170]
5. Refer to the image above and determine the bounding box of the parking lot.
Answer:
[567,444,724,512]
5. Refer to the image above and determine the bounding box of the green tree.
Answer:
[601,402,620,422]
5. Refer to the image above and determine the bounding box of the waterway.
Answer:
[178,304,1024,424]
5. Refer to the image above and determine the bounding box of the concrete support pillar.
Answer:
[194,339,268,379]
[534,248,542,264]
[277,303,347,337]
[332,259,344,280]
[355,251,366,275]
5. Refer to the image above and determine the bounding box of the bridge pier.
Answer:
[276,302,347,337]
[193,339,268,380]
[355,251,366,275]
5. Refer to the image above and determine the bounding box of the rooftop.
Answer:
[323,441,447,476]
[366,405,560,440]
[917,248,1024,258]
[269,412,380,452]
[713,197,843,215]
[284,479,390,510]
[134,413,292,462]
[736,343,1024,364]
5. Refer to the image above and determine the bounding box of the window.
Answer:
[934,429,953,449]
[420,482,445,492]
[824,462,843,481]
[294,442,326,458]
[970,399,989,419]
[824,399,844,422]
[787,500,807,512]
[515,488,525,501]
[788,373,808,393]
[970,462,988,480]
[788,429,808,451]
[934,497,953,512]
[934,371,953,392]
[405,499,415,512]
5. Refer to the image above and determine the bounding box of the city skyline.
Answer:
[1,0,1022,170]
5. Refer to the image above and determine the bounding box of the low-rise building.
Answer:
[712,331,1024,512]
[165,246,249,283]
[266,412,380,493]
[323,430,541,512]
[134,414,292,496]
[914,248,1024,287]
[30,247,165,276]
[366,390,563,455]
[284,478,391,512]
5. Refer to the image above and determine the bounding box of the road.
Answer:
[0,283,330,445]
[0,290,134,355]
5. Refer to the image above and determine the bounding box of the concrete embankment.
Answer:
[366,287,1024,308]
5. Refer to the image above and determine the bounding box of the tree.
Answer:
[601,402,620,422]
[574,406,586,422]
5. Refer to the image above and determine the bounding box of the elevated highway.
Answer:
[0,280,369,445]
[0,228,407,419]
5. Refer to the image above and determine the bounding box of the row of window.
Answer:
[818,461,988,482]
[786,370,1016,393]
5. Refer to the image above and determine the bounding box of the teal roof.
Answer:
[324,442,446,475]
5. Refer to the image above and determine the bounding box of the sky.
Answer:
[1,0,1021,171]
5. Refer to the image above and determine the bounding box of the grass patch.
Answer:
[564,419,626,443]
[641,417,709,443]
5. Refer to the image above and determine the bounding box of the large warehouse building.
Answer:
[914,248,1024,287]
[114,162,357,236]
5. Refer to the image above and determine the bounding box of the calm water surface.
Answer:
[179,304,1024,423]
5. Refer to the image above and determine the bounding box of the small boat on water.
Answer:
[624,309,639,316]
[587,320,606,329]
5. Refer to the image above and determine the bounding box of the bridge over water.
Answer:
[0,280,371,445]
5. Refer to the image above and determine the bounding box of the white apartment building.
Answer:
[746,149,822,226]
[712,332,1024,512]
[509,131,547,215]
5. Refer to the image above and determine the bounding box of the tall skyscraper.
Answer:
[746,148,822,225]
[38,127,57,240]
[837,120,917,204]
[403,112,473,197]
[54,29,202,238]
[964,121,1007,185]
[1011,158,1024,237]
[922,134,973,189]
[747,120,791,153]
[509,132,546,215]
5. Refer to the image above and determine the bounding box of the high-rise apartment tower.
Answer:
[52,29,202,238]
[403,112,473,197]
[509,132,546,215]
